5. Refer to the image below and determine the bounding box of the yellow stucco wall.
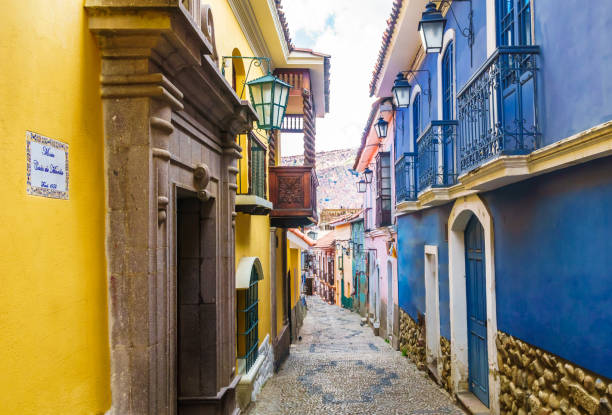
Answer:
[209,0,275,349]
[275,229,285,333]
[0,1,110,414]
[235,214,272,345]
[288,247,300,307]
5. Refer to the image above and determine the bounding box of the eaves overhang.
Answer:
[231,0,330,118]
[353,99,394,172]
[370,0,429,98]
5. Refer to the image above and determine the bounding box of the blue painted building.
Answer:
[366,0,612,413]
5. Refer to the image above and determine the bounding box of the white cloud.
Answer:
[280,0,394,156]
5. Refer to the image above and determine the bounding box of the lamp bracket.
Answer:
[437,0,474,66]
[399,69,432,114]
[221,55,272,98]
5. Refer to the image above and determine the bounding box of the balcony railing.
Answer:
[395,152,418,202]
[457,46,540,174]
[416,120,458,192]
[281,114,304,133]
[269,165,318,227]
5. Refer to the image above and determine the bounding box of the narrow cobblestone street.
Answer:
[248,296,465,415]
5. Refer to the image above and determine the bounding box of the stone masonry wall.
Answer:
[252,337,274,403]
[497,332,612,415]
[398,309,453,395]
[399,309,426,369]
[440,336,452,394]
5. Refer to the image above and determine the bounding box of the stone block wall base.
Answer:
[273,324,291,372]
[440,336,452,394]
[497,331,612,415]
[457,392,490,415]
[236,336,275,412]
[398,309,426,370]
[178,375,239,415]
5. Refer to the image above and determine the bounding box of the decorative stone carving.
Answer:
[194,163,212,201]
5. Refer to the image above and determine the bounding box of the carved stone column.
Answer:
[100,65,183,415]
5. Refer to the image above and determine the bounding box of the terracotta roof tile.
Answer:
[289,228,315,246]
[313,230,337,249]
[369,0,404,97]
[274,0,295,51]
[353,99,382,170]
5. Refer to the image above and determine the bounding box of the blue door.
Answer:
[465,216,489,406]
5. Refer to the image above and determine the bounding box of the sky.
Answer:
[280,0,394,156]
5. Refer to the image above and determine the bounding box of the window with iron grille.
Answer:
[375,152,391,227]
[237,267,259,373]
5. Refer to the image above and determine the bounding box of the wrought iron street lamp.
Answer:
[222,56,292,130]
[247,74,292,130]
[363,168,373,184]
[357,179,367,193]
[418,2,446,54]
[393,70,432,114]
[374,116,389,139]
[392,73,412,108]
[418,1,474,64]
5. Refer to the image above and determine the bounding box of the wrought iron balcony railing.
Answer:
[395,152,418,202]
[457,46,540,174]
[416,120,458,192]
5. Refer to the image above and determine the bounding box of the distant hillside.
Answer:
[281,148,361,212]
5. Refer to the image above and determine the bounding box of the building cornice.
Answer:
[396,120,612,215]
[228,0,271,61]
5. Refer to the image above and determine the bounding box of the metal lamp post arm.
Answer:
[400,69,433,115]
[221,55,272,98]
[437,0,474,65]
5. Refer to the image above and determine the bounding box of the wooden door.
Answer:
[465,216,489,407]
[177,197,217,412]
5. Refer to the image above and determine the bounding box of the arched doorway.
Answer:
[448,194,499,413]
[465,216,489,406]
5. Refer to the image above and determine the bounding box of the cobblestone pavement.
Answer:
[247,296,465,415]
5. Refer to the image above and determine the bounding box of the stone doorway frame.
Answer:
[448,194,500,414]
[424,244,441,381]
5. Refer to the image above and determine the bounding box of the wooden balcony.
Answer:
[269,165,318,228]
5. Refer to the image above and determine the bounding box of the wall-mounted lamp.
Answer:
[363,168,373,184]
[418,1,474,65]
[392,73,412,108]
[374,116,389,139]
[357,179,367,193]
[393,70,432,115]
[221,56,292,130]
